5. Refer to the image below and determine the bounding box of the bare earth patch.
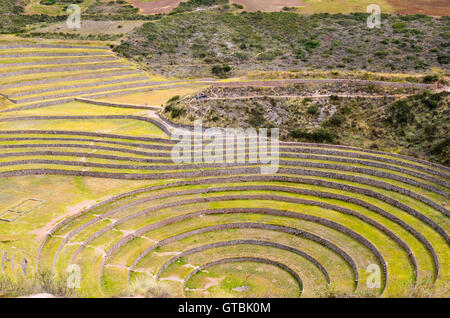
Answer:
[204,276,225,289]
[387,0,450,16]
[232,0,304,12]
[232,285,250,292]
[28,199,97,241]
[126,0,448,15]
[129,0,188,14]
[21,293,57,298]
[35,20,146,36]
[128,0,305,14]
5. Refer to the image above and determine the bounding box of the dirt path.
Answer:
[198,93,406,101]
[28,199,98,242]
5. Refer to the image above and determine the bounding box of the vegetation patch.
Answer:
[114,8,450,78]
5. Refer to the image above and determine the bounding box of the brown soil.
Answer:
[128,0,305,14]
[231,0,304,12]
[387,0,450,16]
[129,0,187,14]
[127,0,448,15]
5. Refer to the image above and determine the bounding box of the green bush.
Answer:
[388,99,411,125]
[307,105,319,115]
[290,128,337,143]
[329,95,340,102]
[211,64,232,78]
[323,113,345,127]
[431,137,449,155]
[0,271,77,298]
[422,74,439,83]
[392,21,408,31]
[248,105,265,127]
[374,51,389,58]
[167,95,180,103]
[437,54,449,64]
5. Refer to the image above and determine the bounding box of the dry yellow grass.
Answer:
[96,86,207,106]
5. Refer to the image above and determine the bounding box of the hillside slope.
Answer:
[114,7,450,78]
[164,86,449,165]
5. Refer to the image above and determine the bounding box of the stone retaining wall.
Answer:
[37,174,447,276]
[0,155,446,217]
[0,115,171,136]
[156,239,330,284]
[8,76,148,98]
[0,70,142,90]
[1,99,76,112]
[182,256,303,295]
[52,175,446,280]
[0,56,118,70]
[0,63,129,78]
[80,183,428,279]
[11,81,156,104]
[101,202,387,292]
[75,98,160,111]
[125,222,358,288]
[0,137,173,151]
[0,129,176,144]
[1,145,447,189]
[158,112,449,174]
[0,153,445,197]
[0,52,109,59]
[281,147,450,179]
[0,44,109,50]
[183,257,303,294]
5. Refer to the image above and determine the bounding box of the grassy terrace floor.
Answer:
[0,38,448,297]
[0,42,175,112]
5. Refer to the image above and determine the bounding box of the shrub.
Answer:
[167,95,180,103]
[374,51,389,58]
[169,106,185,119]
[340,105,351,115]
[323,113,345,127]
[437,54,449,64]
[431,137,449,155]
[164,98,185,119]
[329,95,340,102]
[248,106,265,127]
[290,128,337,143]
[211,64,232,78]
[257,50,282,61]
[233,52,250,61]
[392,21,408,31]
[0,271,77,298]
[422,74,439,83]
[307,105,319,115]
[388,100,411,125]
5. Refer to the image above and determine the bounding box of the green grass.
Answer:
[185,259,302,298]
[42,177,448,295]
[0,47,447,297]
[0,118,167,137]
